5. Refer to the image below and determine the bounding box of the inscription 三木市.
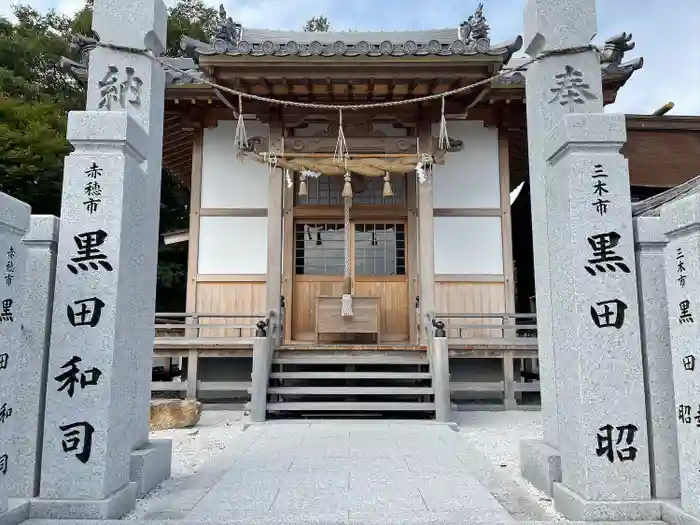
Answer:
[591,164,610,216]
[677,247,687,287]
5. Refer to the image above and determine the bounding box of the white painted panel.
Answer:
[432,121,501,209]
[198,216,267,274]
[434,216,503,274]
[201,120,270,209]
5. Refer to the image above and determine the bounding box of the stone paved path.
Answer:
[181,421,515,522]
[23,419,670,524]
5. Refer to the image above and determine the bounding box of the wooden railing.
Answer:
[435,312,539,410]
[152,312,272,399]
[436,312,538,347]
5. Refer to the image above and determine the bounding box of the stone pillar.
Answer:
[85,0,171,494]
[662,193,700,521]
[519,0,606,494]
[9,216,59,500]
[0,193,31,524]
[633,215,680,500]
[545,113,656,520]
[33,110,156,518]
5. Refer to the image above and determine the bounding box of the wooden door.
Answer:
[291,220,409,342]
[352,222,409,342]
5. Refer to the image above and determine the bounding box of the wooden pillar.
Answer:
[498,128,515,312]
[183,128,203,387]
[417,118,435,342]
[265,116,284,340]
[185,127,203,315]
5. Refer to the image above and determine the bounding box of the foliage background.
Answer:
[0,1,326,311]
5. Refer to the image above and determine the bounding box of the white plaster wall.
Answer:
[200,119,270,209]
[434,216,503,274]
[432,120,501,209]
[198,216,267,274]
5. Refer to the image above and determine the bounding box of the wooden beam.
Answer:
[433,208,501,217]
[200,208,268,217]
[499,128,515,313]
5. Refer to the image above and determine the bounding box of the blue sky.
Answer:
[3,0,699,115]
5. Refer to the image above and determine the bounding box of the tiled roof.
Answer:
[181,30,522,60]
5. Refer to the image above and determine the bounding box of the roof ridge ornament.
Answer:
[212,4,243,53]
[600,32,635,65]
[459,2,490,52]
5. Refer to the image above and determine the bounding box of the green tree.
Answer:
[303,15,330,32]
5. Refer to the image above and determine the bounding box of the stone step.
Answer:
[266,401,436,411]
[266,386,434,395]
[270,371,432,379]
[273,353,428,365]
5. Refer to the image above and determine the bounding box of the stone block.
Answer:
[150,399,202,431]
[10,215,59,499]
[0,191,31,516]
[30,482,136,519]
[524,0,597,55]
[0,500,28,525]
[519,439,561,496]
[663,499,700,525]
[129,438,172,497]
[545,113,650,502]
[662,192,700,518]
[553,482,661,521]
[633,215,680,499]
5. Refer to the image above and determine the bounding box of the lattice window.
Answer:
[355,223,406,276]
[296,174,406,206]
[295,222,346,275]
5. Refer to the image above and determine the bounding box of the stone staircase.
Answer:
[263,348,436,417]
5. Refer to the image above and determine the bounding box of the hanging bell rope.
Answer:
[438,96,450,151]
[333,108,349,166]
[298,171,307,197]
[284,168,293,189]
[234,94,248,152]
[341,170,353,198]
[341,194,353,317]
[383,171,393,197]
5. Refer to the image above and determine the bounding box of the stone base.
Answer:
[553,482,661,521]
[519,439,561,496]
[130,438,173,497]
[662,499,700,525]
[0,500,29,525]
[29,481,136,519]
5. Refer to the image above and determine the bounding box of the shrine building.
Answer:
[70,5,699,416]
